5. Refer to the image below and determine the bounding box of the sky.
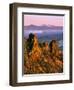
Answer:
[24,14,64,26]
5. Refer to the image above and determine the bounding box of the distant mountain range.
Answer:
[24,25,63,30]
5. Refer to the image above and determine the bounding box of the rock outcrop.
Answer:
[24,33,63,74]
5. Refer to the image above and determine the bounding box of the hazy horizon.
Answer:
[24,14,63,49]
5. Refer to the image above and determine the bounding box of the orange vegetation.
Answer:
[24,33,63,74]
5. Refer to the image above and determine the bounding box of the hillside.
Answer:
[24,33,63,74]
[24,25,63,30]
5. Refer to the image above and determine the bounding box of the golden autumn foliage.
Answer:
[24,33,63,74]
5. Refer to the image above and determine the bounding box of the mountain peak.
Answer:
[24,25,63,30]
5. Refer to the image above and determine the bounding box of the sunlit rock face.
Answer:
[27,33,42,61]
[24,33,63,74]
[49,40,63,60]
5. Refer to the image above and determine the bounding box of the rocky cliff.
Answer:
[24,33,63,74]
